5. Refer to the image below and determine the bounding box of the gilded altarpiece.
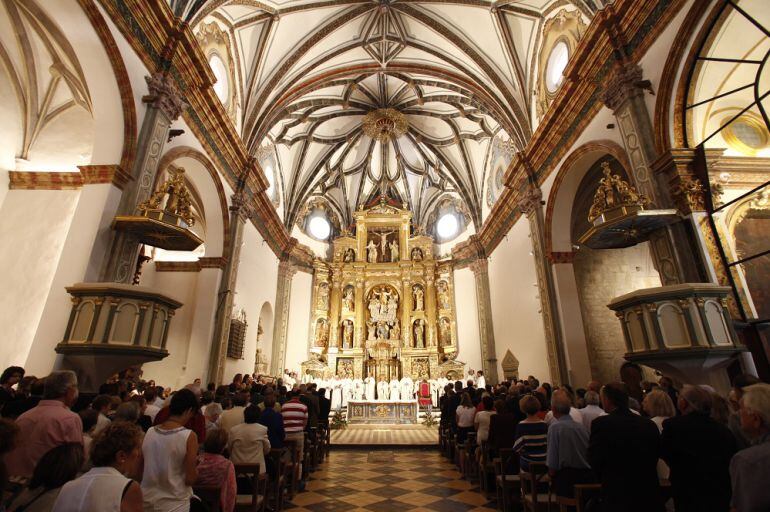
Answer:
[305,203,458,381]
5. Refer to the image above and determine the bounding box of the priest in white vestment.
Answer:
[430,379,440,407]
[476,371,486,390]
[330,378,342,410]
[400,377,413,401]
[353,379,364,400]
[365,376,376,400]
[377,377,389,400]
[341,378,352,407]
[389,379,400,401]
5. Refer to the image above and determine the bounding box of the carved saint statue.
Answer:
[413,286,424,311]
[439,318,452,347]
[315,319,328,347]
[343,248,355,262]
[366,240,378,263]
[414,319,425,348]
[389,240,399,262]
[376,321,389,341]
[316,283,329,310]
[342,287,354,311]
[368,296,380,319]
[342,320,354,349]
[437,281,450,310]
[390,319,401,340]
[411,247,423,261]
[366,321,376,340]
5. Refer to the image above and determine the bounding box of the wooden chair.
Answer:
[463,433,478,481]
[520,461,551,512]
[193,485,222,512]
[574,483,601,512]
[493,448,520,512]
[234,463,267,512]
[479,441,497,495]
[268,448,288,511]
[283,438,301,499]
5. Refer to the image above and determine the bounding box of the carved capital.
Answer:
[144,73,187,121]
[600,63,653,112]
[469,257,489,276]
[518,186,543,218]
[230,192,255,220]
[278,260,297,280]
[671,175,706,213]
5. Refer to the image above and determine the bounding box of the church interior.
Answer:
[0,0,769,511]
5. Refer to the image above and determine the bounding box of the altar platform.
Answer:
[330,424,438,446]
[346,400,418,424]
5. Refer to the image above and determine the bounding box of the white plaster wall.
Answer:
[24,184,123,375]
[139,266,202,388]
[489,217,552,382]
[453,267,481,373]
[284,271,313,375]
[0,190,79,370]
[225,223,280,379]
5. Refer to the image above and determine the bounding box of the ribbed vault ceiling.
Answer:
[179,0,599,231]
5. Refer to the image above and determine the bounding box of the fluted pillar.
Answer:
[520,186,568,385]
[100,73,187,283]
[354,275,365,348]
[270,260,297,374]
[206,193,250,384]
[469,258,499,384]
[425,269,438,348]
[401,275,412,348]
[600,62,707,284]
[328,273,343,348]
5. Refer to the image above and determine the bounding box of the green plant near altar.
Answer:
[422,409,437,427]
[330,408,348,430]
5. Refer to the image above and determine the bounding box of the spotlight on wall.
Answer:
[167,129,185,142]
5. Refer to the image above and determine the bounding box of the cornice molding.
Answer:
[8,171,83,190]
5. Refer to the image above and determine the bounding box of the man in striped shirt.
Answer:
[282,390,308,487]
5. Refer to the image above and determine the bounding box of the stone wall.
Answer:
[572,243,660,384]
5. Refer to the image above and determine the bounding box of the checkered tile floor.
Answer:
[285,449,497,511]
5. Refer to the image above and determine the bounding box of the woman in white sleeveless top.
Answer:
[141,389,200,512]
[53,421,144,511]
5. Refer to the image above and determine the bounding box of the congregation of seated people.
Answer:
[0,367,332,512]
[438,366,770,512]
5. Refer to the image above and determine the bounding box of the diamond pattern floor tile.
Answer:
[283,448,497,511]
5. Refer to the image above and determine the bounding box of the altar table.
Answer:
[346,400,418,424]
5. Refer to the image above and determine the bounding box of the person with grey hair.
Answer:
[730,383,770,512]
[661,385,736,512]
[113,401,141,424]
[5,371,83,479]
[204,402,223,432]
[580,390,605,433]
[546,390,593,498]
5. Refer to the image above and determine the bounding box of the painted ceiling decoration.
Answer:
[181,0,598,241]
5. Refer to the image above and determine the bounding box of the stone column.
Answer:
[100,73,187,283]
[469,258,499,384]
[270,260,297,374]
[206,193,250,384]
[601,63,706,284]
[520,186,568,385]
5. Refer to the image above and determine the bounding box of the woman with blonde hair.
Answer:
[642,389,676,432]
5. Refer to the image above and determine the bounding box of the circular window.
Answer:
[436,213,459,240]
[308,215,331,240]
[545,41,569,93]
[722,115,769,156]
[209,54,229,104]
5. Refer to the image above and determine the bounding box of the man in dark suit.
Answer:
[660,385,737,512]
[588,382,663,512]
[317,387,331,427]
